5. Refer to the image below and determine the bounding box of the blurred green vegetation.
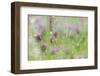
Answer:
[28,16,88,60]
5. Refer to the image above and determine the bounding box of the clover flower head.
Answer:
[50,48,58,54]
[40,41,48,51]
[34,32,41,41]
[35,32,40,36]
[68,24,80,34]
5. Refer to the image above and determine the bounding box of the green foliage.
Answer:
[28,16,88,60]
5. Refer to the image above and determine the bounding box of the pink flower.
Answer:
[34,32,41,41]
[35,32,40,36]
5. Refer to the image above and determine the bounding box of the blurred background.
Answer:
[28,15,88,60]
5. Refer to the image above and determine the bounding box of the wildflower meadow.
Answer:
[28,15,88,60]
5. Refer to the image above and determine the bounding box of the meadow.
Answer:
[28,15,88,60]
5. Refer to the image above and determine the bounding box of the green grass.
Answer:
[28,26,88,60]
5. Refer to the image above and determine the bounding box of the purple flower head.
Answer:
[35,17,45,32]
[34,32,41,42]
[68,24,80,34]
[35,32,41,37]
[35,18,44,27]
[40,41,48,51]
[50,48,58,54]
